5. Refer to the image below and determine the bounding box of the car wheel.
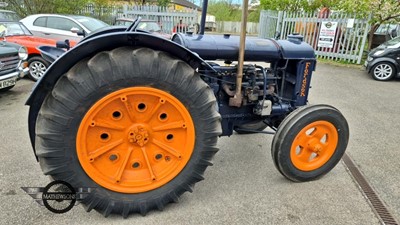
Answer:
[28,56,50,81]
[371,62,396,81]
[35,47,221,217]
[271,105,349,182]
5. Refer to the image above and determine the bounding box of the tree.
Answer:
[248,8,261,23]
[157,0,170,7]
[260,0,308,11]
[305,0,341,12]
[7,0,91,17]
[336,0,400,49]
[260,0,341,12]
[208,0,240,21]
[260,0,400,50]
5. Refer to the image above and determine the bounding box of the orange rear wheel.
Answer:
[77,87,195,193]
[35,47,221,217]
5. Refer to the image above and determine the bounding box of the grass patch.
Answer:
[316,58,364,70]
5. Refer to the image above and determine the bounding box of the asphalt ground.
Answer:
[0,62,398,224]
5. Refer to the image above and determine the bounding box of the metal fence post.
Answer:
[276,11,283,38]
[357,13,372,64]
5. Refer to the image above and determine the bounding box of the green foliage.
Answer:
[307,0,342,11]
[260,0,400,25]
[248,8,261,22]
[325,0,400,49]
[208,0,238,21]
[7,0,91,17]
[259,0,400,50]
[260,0,341,12]
[207,0,259,22]
[156,0,170,7]
[260,0,307,11]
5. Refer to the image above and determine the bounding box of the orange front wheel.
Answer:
[271,105,349,182]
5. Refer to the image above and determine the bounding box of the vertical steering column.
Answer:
[229,0,249,107]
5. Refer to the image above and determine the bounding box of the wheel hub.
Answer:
[307,139,323,153]
[128,125,150,147]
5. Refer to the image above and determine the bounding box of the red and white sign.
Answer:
[318,21,338,48]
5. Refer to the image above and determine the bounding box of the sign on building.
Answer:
[317,21,338,48]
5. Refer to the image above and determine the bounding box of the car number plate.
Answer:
[0,78,16,89]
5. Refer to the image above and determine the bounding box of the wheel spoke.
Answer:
[152,138,182,159]
[92,119,125,130]
[89,139,124,160]
[374,64,393,79]
[140,147,156,180]
[153,120,185,132]
[295,131,313,147]
[142,98,163,123]
[297,148,313,162]
[121,96,136,122]
[114,147,133,183]
[311,127,329,141]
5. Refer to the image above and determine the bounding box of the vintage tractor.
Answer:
[26,17,349,217]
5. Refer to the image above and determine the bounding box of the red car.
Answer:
[0,20,75,81]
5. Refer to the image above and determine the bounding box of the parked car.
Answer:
[365,36,400,81]
[114,18,171,39]
[0,20,75,81]
[20,14,109,42]
[0,40,29,91]
[0,9,19,21]
[370,23,400,49]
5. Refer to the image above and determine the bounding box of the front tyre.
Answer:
[35,47,221,217]
[271,105,349,182]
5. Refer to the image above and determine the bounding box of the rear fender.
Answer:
[26,32,214,159]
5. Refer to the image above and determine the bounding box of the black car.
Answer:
[0,40,29,91]
[365,36,400,81]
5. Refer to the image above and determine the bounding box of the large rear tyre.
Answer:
[35,47,221,217]
[271,105,349,182]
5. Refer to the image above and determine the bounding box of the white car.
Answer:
[20,14,109,42]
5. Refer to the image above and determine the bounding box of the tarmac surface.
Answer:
[0,62,398,224]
